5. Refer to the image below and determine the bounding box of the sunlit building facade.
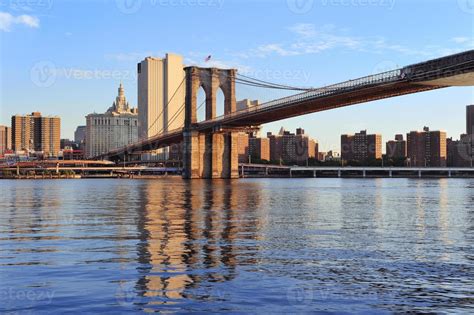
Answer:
[11,112,60,157]
[85,84,138,158]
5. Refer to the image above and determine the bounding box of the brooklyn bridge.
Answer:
[95,50,474,179]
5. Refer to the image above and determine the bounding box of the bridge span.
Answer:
[96,50,474,179]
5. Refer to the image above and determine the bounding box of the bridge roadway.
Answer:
[98,50,474,160]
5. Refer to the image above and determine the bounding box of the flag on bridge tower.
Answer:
[204,55,212,62]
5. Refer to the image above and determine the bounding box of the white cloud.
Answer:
[238,23,471,59]
[288,23,317,38]
[0,12,39,32]
[245,23,364,58]
[452,37,471,44]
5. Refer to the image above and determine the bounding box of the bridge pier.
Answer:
[183,130,239,179]
[182,66,240,179]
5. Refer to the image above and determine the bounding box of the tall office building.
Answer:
[0,125,12,155]
[11,112,60,157]
[85,83,138,158]
[407,127,447,167]
[137,53,185,140]
[341,130,382,163]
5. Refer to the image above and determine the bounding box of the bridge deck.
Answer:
[97,50,474,160]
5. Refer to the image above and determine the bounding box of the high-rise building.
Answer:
[236,133,250,163]
[0,125,12,155]
[267,127,317,165]
[466,105,474,160]
[447,135,471,167]
[386,134,407,160]
[341,130,382,164]
[249,136,270,162]
[407,127,447,167]
[11,112,60,157]
[137,53,185,140]
[74,126,86,144]
[85,83,139,158]
[467,105,474,137]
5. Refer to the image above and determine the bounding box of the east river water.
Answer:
[0,178,473,313]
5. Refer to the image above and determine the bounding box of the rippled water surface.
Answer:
[0,178,473,313]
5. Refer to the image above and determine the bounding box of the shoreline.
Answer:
[1,175,473,180]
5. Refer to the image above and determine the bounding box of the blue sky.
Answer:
[1,0,473,152]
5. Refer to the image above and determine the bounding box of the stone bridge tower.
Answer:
[182,67,239,179]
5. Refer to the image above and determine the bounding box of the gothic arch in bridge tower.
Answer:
[183,67,239,179]
[184,67,236,125]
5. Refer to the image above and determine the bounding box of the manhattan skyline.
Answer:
[1,0,473,152]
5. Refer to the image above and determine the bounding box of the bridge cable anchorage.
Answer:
[147,76,186,134]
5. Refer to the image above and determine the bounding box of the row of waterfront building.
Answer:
[1,104,472,168]
[340,105,474,167]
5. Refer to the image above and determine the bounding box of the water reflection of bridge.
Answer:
[131,180,267,310]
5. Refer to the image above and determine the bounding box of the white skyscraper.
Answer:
[137,53,185,139]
